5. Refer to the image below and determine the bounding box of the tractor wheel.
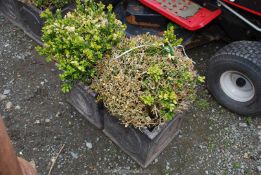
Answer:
[207,41,261,116]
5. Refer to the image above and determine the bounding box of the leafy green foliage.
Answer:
[19,0,71,8]
[195,98,209,110]
[232,162,241,169]
[35,0,71,8]
[37,0,126,92]
[147,64,163,82]
[91,27,204,127]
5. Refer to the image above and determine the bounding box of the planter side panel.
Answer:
[19,5,44,45]
[68,84,104,129]
[145,115,183,167]
[103,113,183,168]
[0,0,23,26]
[103,113,152,167]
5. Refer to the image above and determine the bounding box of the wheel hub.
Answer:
[220,71,255,102]
[236,77,246,87]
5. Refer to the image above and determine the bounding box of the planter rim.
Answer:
[139,114,181,139]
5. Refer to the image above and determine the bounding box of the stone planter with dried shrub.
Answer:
[68,26,204,167]
[83,30,204,167]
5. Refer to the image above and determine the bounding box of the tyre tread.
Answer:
[214,41,261,66]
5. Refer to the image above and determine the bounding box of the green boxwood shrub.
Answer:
[91,27,204,128]
[37,0,126,92]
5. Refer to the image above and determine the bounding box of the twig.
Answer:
[114,44,192,63]
[114,44,159,60]
[47,144,65,175]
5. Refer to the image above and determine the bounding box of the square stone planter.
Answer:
[0,0,76,45]
[68,84,183,168]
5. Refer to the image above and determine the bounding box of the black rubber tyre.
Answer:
[207,41,261,116]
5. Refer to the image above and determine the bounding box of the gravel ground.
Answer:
[0,12,261,175]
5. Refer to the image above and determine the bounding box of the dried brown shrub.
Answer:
[91,33,201,128]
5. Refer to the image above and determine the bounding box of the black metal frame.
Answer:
[217,6,261,40]
[231,0,261,13]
